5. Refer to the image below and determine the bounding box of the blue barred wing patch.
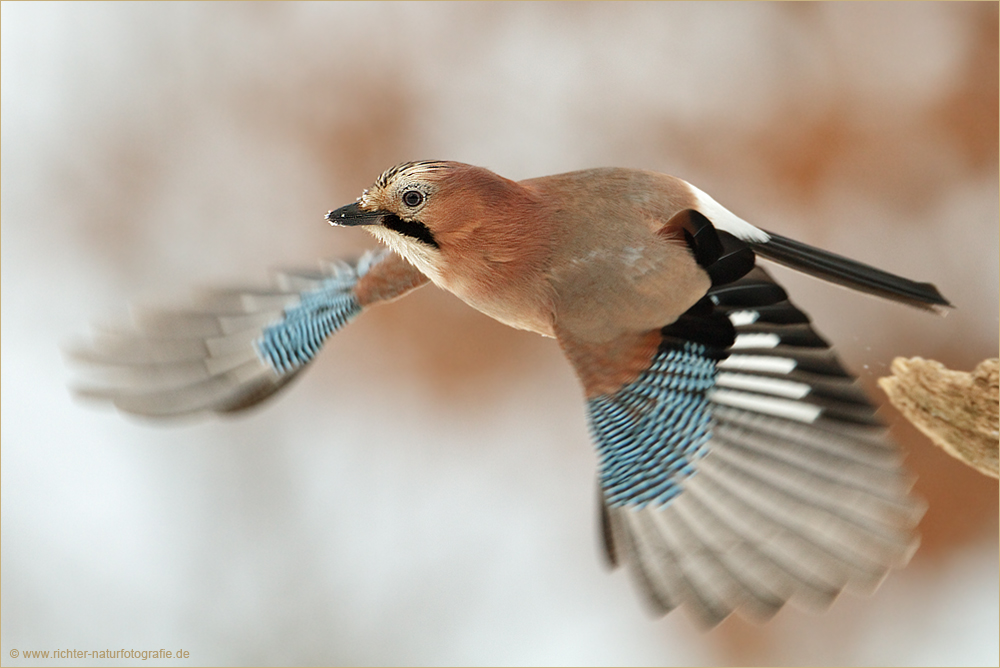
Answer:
[588,341,717,508]
[255,263,367,374]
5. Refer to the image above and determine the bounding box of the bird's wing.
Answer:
[557,267,924,628]
[69,249,428,417]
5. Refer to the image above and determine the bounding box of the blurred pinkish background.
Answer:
[2,3,997,665]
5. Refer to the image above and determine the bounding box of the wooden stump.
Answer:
[879,357,999,479]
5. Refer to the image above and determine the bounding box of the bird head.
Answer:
[326,161,547,287]
[326,160,449,257]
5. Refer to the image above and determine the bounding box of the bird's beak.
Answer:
[325,202,389,227]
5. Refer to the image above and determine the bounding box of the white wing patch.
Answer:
[715,372,811,399]
[718,354,797,374]
[709,388,823,423]
[727,309,760,326]
[732,332,781,349]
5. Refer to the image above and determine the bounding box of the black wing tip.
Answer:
[598,493,620,569]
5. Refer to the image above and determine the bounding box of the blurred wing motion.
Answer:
[69,249,428,417]
[572,267,924,627]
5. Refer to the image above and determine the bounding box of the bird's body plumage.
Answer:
[70,160,949,627]
[534,168,712,345]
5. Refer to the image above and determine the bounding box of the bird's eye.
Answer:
[402,190,424,208]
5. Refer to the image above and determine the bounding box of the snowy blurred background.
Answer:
[2,2,997,665]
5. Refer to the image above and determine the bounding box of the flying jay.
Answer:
[72,161,950,627]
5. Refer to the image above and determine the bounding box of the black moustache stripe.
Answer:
[382,214,440,249]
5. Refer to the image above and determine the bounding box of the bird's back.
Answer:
[524,168,712,343]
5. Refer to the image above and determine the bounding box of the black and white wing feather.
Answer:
[592,268,923,627]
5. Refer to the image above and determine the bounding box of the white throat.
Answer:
[368,227,447,286]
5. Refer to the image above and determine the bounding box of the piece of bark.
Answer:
[879,357,999,479]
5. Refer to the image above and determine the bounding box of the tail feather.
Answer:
[753,231,951,311]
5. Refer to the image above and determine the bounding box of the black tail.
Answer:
[752,230,951,311]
